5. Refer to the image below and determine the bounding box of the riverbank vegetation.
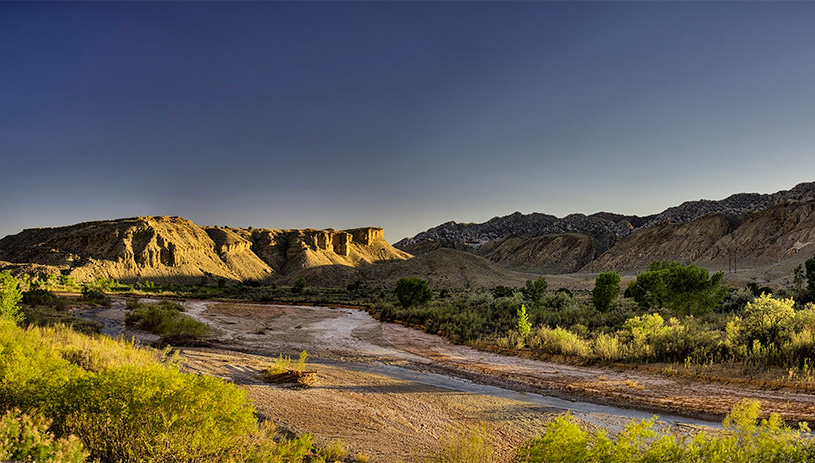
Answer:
[513,399,815,463]
[124,299,211,345]
[0,272,373,462]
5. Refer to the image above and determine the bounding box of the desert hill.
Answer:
[0,216,410,284]
[398,182,815,276]
[280,248,545,289]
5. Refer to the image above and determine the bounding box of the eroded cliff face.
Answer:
[0,217,409,284]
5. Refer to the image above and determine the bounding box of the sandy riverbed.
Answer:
[80,298,815,462]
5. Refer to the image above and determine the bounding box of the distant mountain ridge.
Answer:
[396,182,815,273]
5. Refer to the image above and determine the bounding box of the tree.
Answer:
[522,277,547,307]
[592,271,620,312]
[625,261,725,316]
[805,256,815,301]
[394,277,432,308]
[0,271,24,323]
[517,304,531,336]
[291,277,306,294]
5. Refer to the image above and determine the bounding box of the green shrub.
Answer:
[593,333,623,361]
[22,288,66,309]
[126,301,209,345]
[516,399,813,463]
[63,364,257,463]
[319,439,348,461]
[517,304,531,337]
[0,270,24,323]
[522,277,548,307]
[0,408,87,463]
[0,321,279,463]
[395,277,433,308]
[530,326,591,357]
[292,277,306,294]
[78,286,111,306]
[741,293,795,346]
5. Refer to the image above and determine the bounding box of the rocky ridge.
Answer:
[397,182,815,273]
[0,216,410,284]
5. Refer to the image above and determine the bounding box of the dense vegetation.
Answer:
[0,272,365,462]
[368,260,815,384]
[5,258,815,461]
[514,399,815,463]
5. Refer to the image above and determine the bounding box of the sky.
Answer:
[2,2,815,243]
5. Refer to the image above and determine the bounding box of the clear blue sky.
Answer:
[2,2,814,243]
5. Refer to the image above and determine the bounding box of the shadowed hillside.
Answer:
[398,182,815,276]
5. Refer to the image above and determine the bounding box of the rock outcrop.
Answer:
[397,182,815,274]
[0,217,409,284]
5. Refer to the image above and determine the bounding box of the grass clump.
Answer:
[319,439,347,461]
[428,426,493,463]
[264,351,316,386]
[125,300,210,345]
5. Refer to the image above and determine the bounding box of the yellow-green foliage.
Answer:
[428,426,493,463]
[0,270,24,323]
[517,304,531,337]
[319,439,348,461]
[0,320,319,463]
[742,293,795,345]
[516,399,813,463]
[267,350,309,375]
[529,326,590,357]
[62,364,256,463]
[0,409,87,463]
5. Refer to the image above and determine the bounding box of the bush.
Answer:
[78,286,111,306]
[0,409,87,463]
[395,277,433,308]
[0,321,276,463]
[517,304,531,337]
[63,364,257,463]
[126,301,210,345]
[719,288,755,313]
[428,426,493,463]
[515,399,813,463]
[529,326,591,357]
[0,270,23,323]
[22,288,66,308]
[741,293,795,347]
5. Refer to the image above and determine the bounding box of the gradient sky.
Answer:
[2,2,815,243]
